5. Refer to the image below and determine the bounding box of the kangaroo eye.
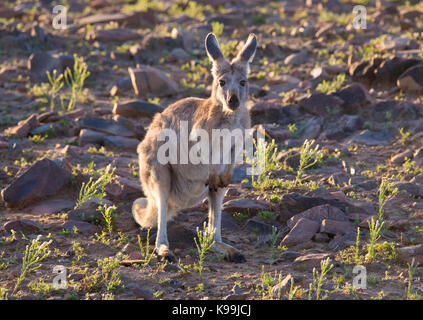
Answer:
[240,80,246,87]
[219,80,225,87]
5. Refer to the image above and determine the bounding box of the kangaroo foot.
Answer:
[156,244,176,263]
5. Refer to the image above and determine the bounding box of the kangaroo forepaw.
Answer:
[212,242,246,263]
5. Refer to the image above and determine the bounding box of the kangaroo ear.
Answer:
[205,33,224,62]
[237,33,257,63]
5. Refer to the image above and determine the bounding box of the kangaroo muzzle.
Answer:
[228,95,239,110]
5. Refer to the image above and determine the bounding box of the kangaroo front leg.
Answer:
[207,187,226,242]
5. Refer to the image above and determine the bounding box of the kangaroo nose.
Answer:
[228,95,239,109]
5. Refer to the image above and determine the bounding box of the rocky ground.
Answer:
[1,0,423,300]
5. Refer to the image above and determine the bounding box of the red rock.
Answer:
[397,65,423,93]
[320,219,354,235]
[112,100,165,117]
[78,129,106,146]
[287,204,348,229]
[62,220,99,234]
[3,219,42,234]
[281,217,320,246]
[254,124,290,142]
[391,149,413,165]
[292,253,332,270]
[5,114,39,138]
[86,28,141,42]
[77,11,157,28]
[299,93,343,117]
[396,244,423,263]
[222,198,270,215]
[1,159,71,208]
[128,66,179,98]
[333,83,372,112]
[26,200,75,215]
[106,177,142,200]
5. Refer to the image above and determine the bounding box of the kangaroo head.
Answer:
[205,33,257,112]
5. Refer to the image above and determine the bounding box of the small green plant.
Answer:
[97,257,123,294]
[399,127,411,144]
[308,257,333,300]
[259,266,279,299]
[316,74,346,93]
[269,226,281,266]
[74,165,115,209]
[354,227,361,263]
[288,123,300,138]
[193,222,215,275]
[406,258,420,300]
[296,139,323,185]
[137,229,155,268]
[72,242,84,266]
[378,176,398,222]
[366,217,384,261]
[0,288,8,300]
[98,204,115,236]
[14,237,52,292]
[46,69,64,112]
[28,279,53,296]
[257,210,273,220]
[250,139,281,190]
[288,277,298,300]
[64,54,90,111]
[211,21,224,38]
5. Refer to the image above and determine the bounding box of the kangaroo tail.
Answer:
[132,197,157,228]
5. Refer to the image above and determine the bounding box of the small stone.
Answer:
[298,93,343,117]
[327,172,350,188]
[320,219,354,235]
[397,64,423,93]
[113,100,165,117]
[78,118,135,138]
[271,274,294,298]
[292,253,332,271]
[104,136,140,151]
[391,149,413,165]
[26,200,75,215]
[328,232,357,251]
[284,50,308,65]
[62,220,99,234]
[287,204,348,229]
[393,182,423,197]
[86,28,141,42]
[5,114,39,138]
[3,219,42,234]
[396,244,423,263]
[27,53,74,83]
[333,83,372,112]
[105,177,142,200]
[222,198,270,215]
[128,66,179,98]
[78,129,107,146]
[245,219,274,235]
[169,48,190,61]
[349,130,393,146]
[313,232,330,242]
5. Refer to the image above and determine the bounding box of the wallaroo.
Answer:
[132,32,258,262]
